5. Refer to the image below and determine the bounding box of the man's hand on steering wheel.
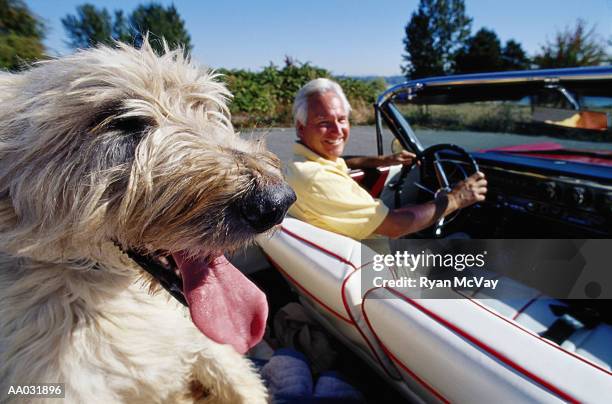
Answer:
[385,143,486,237]
[382,150,417,166]
[447,171,488,212]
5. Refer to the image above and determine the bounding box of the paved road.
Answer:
[243,126,611,164]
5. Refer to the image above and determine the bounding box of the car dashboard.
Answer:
[457,152,612,237]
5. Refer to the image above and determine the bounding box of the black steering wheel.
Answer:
[394,143,479,237]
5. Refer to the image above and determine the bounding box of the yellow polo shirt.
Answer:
[284,143,389,239]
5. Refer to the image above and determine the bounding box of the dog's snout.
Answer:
[240,182,296,232]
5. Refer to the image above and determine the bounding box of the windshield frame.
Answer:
[374,66,612,159]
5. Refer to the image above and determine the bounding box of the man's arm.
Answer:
[345,150,417,169]
[374,172,487,238]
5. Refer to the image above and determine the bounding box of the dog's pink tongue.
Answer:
[172,253,268,354]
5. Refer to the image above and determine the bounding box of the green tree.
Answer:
[62,3,191,54]
[402,0,472,79]
[61,4,130,48]
[130,3,192,54]
[501,39,530,70]
[0,0,45,70]
[401,9,443,79]
[112,10,132,44]
[454,28,503,74]
[534,19,610,68]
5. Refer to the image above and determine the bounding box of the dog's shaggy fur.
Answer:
[0,42,287,403]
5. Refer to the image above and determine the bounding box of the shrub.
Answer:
[220,60,386,127]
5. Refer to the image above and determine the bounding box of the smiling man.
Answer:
[285,78,487,239]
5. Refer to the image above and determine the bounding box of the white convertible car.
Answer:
[242,67,612,403]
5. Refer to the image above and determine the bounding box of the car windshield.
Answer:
[388,79,612,165]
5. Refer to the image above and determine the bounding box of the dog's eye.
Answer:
[87,102,156,172]
[107,115,156,136]
[89,101,155,138]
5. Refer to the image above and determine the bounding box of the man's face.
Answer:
[297,91,349,161]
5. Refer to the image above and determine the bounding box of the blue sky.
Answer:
[27,0,612,76]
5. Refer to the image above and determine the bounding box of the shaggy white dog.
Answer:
[0,41,295,403]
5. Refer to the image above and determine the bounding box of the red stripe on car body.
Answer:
[453,289,611,376]
[361,288,450,403]
[265,254,353,324]
[385,287,579,403]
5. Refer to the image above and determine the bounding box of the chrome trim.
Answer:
[378,66,612,107]
[445,159,612,191]
[555,86,580,110]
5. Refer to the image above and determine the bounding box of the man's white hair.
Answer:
[293,78,352,126]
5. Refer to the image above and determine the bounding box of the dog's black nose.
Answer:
[240,182,296,232]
